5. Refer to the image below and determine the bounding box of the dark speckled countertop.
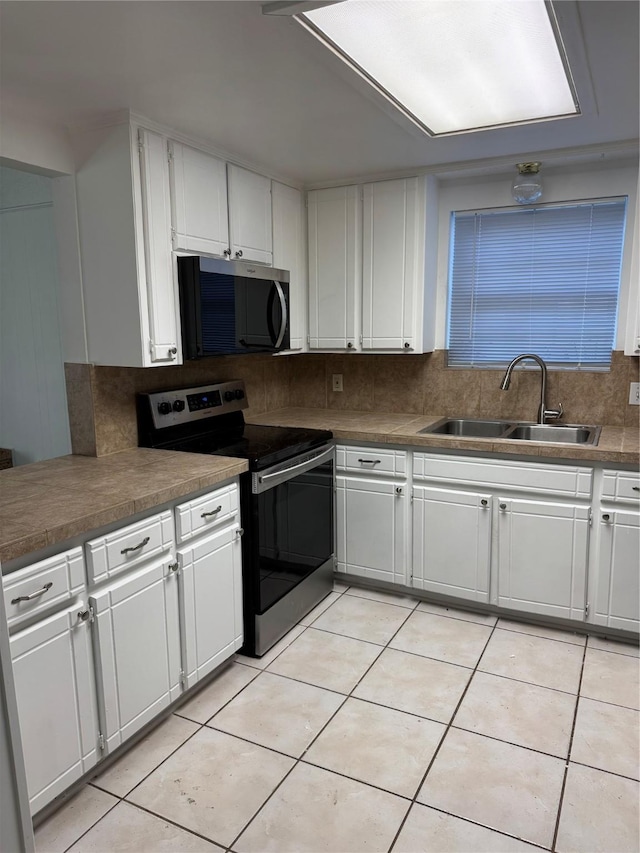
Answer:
[0,449,247,564]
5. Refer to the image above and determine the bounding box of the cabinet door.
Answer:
[170,141,229,257]
[336,475,407,585]
[412,486,492,602]
[272,181,306,350]
[497,498,589,621]
[308,186,360,350]
[137,128,180,364]
[227,164,272,265]
[11,606,98,814]
[90,556,181,754]
[362,178,423,351]
[592,509,640,631]
[179,525,243,689]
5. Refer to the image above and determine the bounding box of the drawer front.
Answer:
[175,483,239,544]
[413,452,592,498]
[85,510,174,585]
[336,445,407,478]
[602,470,640,503]
[3,548,85,630]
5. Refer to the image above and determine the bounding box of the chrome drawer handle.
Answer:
[121,536,150,555]
[632,486,639,492]
[358,459,381,465]
[201,505,223,519]
[12,582,53,604]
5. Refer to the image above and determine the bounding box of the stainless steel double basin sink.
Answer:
[419,418,601,445]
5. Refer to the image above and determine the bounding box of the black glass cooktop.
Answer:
[168,423,333,470]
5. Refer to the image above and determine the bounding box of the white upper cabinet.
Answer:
[170,148,273,265]
[362,177,431,352]
[73,121,180,367]
[308,185,361,350]
[272,181,307,350]
[169,141,229,257]
[227,164,273,265]
[307,177,436,353]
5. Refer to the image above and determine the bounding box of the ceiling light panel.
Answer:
[299,0,579,135]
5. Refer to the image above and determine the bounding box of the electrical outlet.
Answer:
[332,373,343,392]
[630,382,640,405]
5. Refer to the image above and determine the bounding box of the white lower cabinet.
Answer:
[336,475,407,585]
[90,555,182,754]
[412,486,491,602]
[10,605,98,814]
[496,497,589,621]
[178,524,243,689]
[592,507,640,632]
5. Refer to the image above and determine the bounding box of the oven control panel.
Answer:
[142,381,247,429]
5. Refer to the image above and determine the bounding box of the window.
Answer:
[446,199,627,368]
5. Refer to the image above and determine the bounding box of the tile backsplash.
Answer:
[66,351,639,456]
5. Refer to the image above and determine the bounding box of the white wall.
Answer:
[0,166,72,465]
[0,110,75,177]
[434,160,640,351]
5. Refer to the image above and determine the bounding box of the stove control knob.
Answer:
[157,401,172,415]
[234,389,245,400]
[224,391,235,402]
[173,399,185,412]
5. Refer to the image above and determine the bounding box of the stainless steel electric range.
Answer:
[137,380,334,657]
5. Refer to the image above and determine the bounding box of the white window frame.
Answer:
[434,162,639,367]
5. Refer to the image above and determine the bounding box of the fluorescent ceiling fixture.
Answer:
[298,0,580,136]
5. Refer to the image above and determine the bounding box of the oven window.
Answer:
[256,457,333,613]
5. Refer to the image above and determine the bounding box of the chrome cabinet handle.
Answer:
[77,609,91,622]
[121,536,150,555]
[169,347,177,356]
[602,513,611,522]
[404,342,411,349]
[395,487,403,495]
[11,582,53,604]
[347,342,354,349]
[481,499,488,507]
[358,459,380,465]
[236,527,244,538]
[223,248,231,257]
[201,505,223,519]
[632,486,639,492]
[235,250,243,258]
[168,562,179,573]
[499,503,507,511]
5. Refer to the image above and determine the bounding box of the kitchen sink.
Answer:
[418,418,601,445]
[503,424,601,445]
[418,418,514,438]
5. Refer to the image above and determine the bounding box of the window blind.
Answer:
[446,199,627,368]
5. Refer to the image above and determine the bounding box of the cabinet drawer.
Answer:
[85,510,174,585]
[602,469,640,503]
[175,482,239,544]
[3,548,85,630]
[336,445,407,478]
[413,452,592,498]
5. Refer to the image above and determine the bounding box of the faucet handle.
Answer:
[544,402,564,421]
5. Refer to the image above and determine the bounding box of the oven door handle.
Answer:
[254,444,334,492]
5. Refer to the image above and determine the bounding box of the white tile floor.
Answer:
[35,583,640,853]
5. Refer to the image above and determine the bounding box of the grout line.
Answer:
[387,618,500,852]
[225,603,414,851]
[566,758,640,784]
[55,791,122,853]
[550,639,588,852]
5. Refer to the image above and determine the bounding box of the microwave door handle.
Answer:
[273,280,288,349]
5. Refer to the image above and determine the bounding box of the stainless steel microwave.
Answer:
[177,255,290,358]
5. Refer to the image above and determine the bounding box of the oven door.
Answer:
[243,444,335,621]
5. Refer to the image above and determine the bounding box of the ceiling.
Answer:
[0,1,638,186]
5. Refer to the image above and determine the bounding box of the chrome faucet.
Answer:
[499,353,563,424]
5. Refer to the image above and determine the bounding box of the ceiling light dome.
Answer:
[512,162,543,204]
